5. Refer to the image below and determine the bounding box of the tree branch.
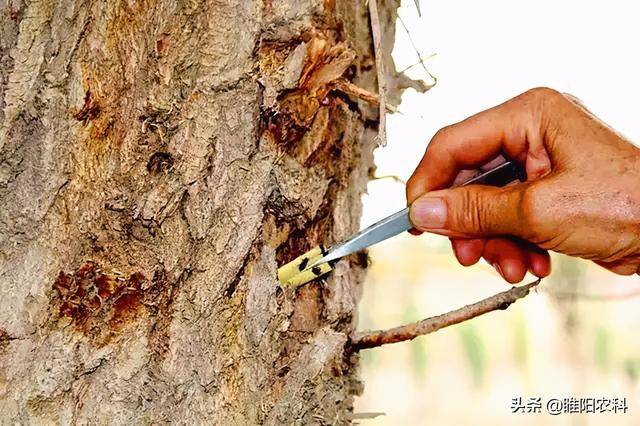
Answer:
[352,279,541,351]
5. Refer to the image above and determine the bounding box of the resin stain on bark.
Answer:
[73,90,102,124]
[51,262,147,343]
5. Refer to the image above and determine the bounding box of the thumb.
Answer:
[409,184,528,238]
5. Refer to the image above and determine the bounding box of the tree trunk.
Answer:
[0,0,390,423]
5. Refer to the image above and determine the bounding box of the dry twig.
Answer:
[413,0,421,17]
[367,0,387,146]
[398,53,437,73]
[397,14,437,87]
[332,78,398,113]
[369,174,406,185]
[352,279,541,350]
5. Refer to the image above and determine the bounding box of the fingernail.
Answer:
[493,262,504,278]
[411,197,447,229]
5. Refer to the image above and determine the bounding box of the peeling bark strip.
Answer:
[261,28,357,148]
[367,0,387,146]
[352,280,541,350]
[0,0,406,423]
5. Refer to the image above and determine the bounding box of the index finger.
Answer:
[406,88,558,204]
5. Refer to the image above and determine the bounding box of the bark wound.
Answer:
[261,29,355,150]
[290,283,323,332]
[51,262,146,343]
[260,24,362,283]
[272,97,360,267]
[146,152,174,175]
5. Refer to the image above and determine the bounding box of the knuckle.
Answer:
[519,87,567,119]
[431,125,455,144]
[522,86,563,103]
[510,88,567,139]
[518,185,547,241]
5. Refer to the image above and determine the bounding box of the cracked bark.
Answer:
[0,0,405,423]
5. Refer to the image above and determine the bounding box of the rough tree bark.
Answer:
[0,0,402,423]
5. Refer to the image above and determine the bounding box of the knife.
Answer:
[307,159,526,269]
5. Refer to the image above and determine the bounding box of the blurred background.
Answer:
[353,0,640,424]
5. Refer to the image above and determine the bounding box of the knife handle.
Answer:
[459,159,527,188]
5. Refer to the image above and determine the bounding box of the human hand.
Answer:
[407,88,640,283]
